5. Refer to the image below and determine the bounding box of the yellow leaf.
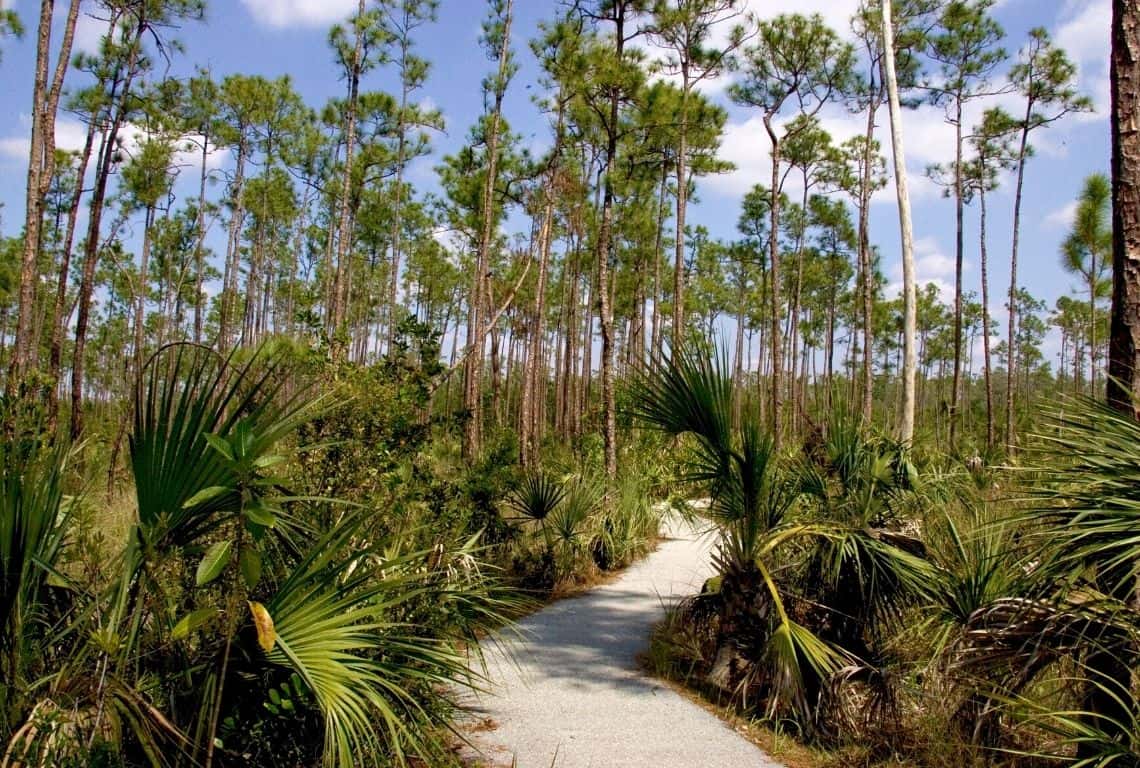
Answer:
[248,601,276,652]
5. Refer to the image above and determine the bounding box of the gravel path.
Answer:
[456,516,783,768]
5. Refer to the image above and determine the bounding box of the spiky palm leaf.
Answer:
[130,343,323,552]
[630,345,845,719]
[507,473,567,526]
[0,429,69,723]
[267,512,508,767]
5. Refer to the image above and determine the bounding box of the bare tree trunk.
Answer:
[10,0,81,390]
[980,183,996,451]
[1006,105,1032,450]
[1108,0,1140,416]
[950,102,965,449]
[883,0,917,444]
[330,0,367,357]
[764,117,784,449]
[651,162,668,360]
[193,130,211,344]
[522,198,554,467]
[672,86,689,351]
[464,0,514,461]
[859,87,878,425]
[218,142,247,348]
[133,206,155,383]
[46,121,95,433]
[71,20,144,441]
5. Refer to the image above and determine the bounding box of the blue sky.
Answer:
[0,0,1112,367]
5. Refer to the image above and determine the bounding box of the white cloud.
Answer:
[739,0,862,39]
[0,114,89,161]
[1,117,225,180]
[706,101,947,203]
[1045,200,1077,230]
[72,10,109,55]
[239,0,357,28]
[1054,0,1111,115]
[886,236,962,304]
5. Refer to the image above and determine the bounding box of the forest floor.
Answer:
[455,513,784,768]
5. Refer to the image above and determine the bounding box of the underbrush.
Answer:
[2,330,671,767]
[632,347,1140,768]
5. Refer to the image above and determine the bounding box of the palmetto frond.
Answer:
[508,472,567,524]
[130,342,324,552]
[0,427,69,694]
[267,512,505,767]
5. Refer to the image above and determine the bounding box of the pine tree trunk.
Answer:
[10,0,81,391]
[193,131,210,344]
[1006,111,1032,451]
[883,0,917,444]
[330,0,367,357]
[651,162,668,361]
[672,85,689,351]
[464,0,514,461]
[764,118,784,449]
[71,25,144,441]
[950,102,965,449]
[46,120,95,433]
[1109,0,1140,413]
[218,142,248,349]
[980,184,995,451]
[859,89,878,425]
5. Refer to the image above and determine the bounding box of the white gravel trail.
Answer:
[457,516,783,768]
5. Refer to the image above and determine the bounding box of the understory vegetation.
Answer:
[0,339,666,767]
[641,346,1140,768]
[3,0,1139,766]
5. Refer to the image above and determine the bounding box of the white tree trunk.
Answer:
[882,0,917,443]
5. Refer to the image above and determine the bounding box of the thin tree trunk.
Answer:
[193,130,211,344]
[330,0,367,356]
[883,0,917,444]
[672,85,689,351]
[859,83,878,425]
[71,22,144,441]
[980,184,995,450]
[464,0,514,461]
[10,0,81,389]
[651,161,668,360]
[46,120,95,433]
[764,117,784,449]
[950,101,965,449]
[1006,107,1032,450]
[218,142,248,348]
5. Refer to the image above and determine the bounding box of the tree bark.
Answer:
[883,0,917,444]
[764,117,784,449]
[71,14,144,441]
[46,122,96,433]
[1006,105,1032,451]
[330,0,367,357]
[672,83,689,351]
[10,0,81,390]
[950,101,964,449]
[1109,0,1140,417]
[980,183,995,451]
[464,0,514,461]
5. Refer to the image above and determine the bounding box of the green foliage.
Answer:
[0,409,69,734]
